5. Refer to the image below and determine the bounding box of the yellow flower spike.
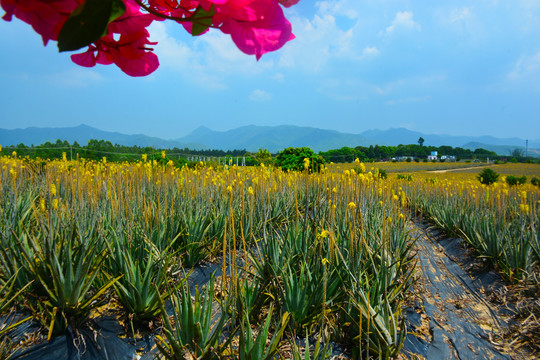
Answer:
[348,202,356,210]
[399,213,404,220]
[50,184,57,197]
[142,154,147,162]
[379,200,383,207]
[167,160,174,167]
[62,152,67,161]
[161,151,166,159]
[318,230,330,238]
[332,187,337,194]
[248,186,254,196]
[226,185,233,194]
[52,198,58,210]
[393,194,398,202]
[12,151,17,157]
[40,198,46,212]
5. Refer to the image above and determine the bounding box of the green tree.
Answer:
[274,147,324,172]
[254,148,273,166]
[418,137,424,147]
[477,168,499,185]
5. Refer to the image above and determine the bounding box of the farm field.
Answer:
[327,161,489,174]
[0,154,539,359]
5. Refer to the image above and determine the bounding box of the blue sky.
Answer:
[1,0,539,141]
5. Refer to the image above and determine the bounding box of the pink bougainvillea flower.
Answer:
[0,0,81,45]
[279,0,300,8]
[218,1,293,60]
[72,29,159,76]
[200,0,270,22]
[108,0,157,35]
[71,0,160,76]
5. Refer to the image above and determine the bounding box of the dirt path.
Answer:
[428,165,493,173]
[402,220,516,360]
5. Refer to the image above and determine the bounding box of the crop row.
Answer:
[0,156,415,359]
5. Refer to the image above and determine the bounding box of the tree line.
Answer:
[0,139,250,162]
[318,144,498,163]
[1,139,536,164]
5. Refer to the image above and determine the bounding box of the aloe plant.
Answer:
[107,226,173,322]
[237,305,290,360]
[156,275,227,359]
[13,223,118,336]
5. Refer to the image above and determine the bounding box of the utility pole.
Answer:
[526,139,528,158]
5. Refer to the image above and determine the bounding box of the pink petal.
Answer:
[220,2,292,59]
[279,0,300,8]
[71,48,97,67]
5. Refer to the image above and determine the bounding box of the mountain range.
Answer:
[1,124,539,156]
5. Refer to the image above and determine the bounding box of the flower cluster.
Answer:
[1,0,300,76]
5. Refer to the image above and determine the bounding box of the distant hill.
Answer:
[360,128,540,149]
[1,124,539,156]
[176,125,372,153]
[462,142,540,158]
[0,124,204,149]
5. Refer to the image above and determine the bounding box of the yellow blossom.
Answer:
[12,151,17,157]
[52,198,58,210]
[248,186,254,196]
[50,184,56,197]
[142,154,147,162]
[348,202,356,210]
[40,198,46,212]
[318,230,330,238]
[161,151,166,159]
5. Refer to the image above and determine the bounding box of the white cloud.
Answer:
[148,22,273,89]
[249,89,272,101]
[278,14,354,71]
[361,46,380,58]
[508,51,540,80]
[385,11,421,34]
[316,0,358,19]
[449,8,471,23]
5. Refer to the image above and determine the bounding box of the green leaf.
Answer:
[58,0,126,52]
[190,5,215,36]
